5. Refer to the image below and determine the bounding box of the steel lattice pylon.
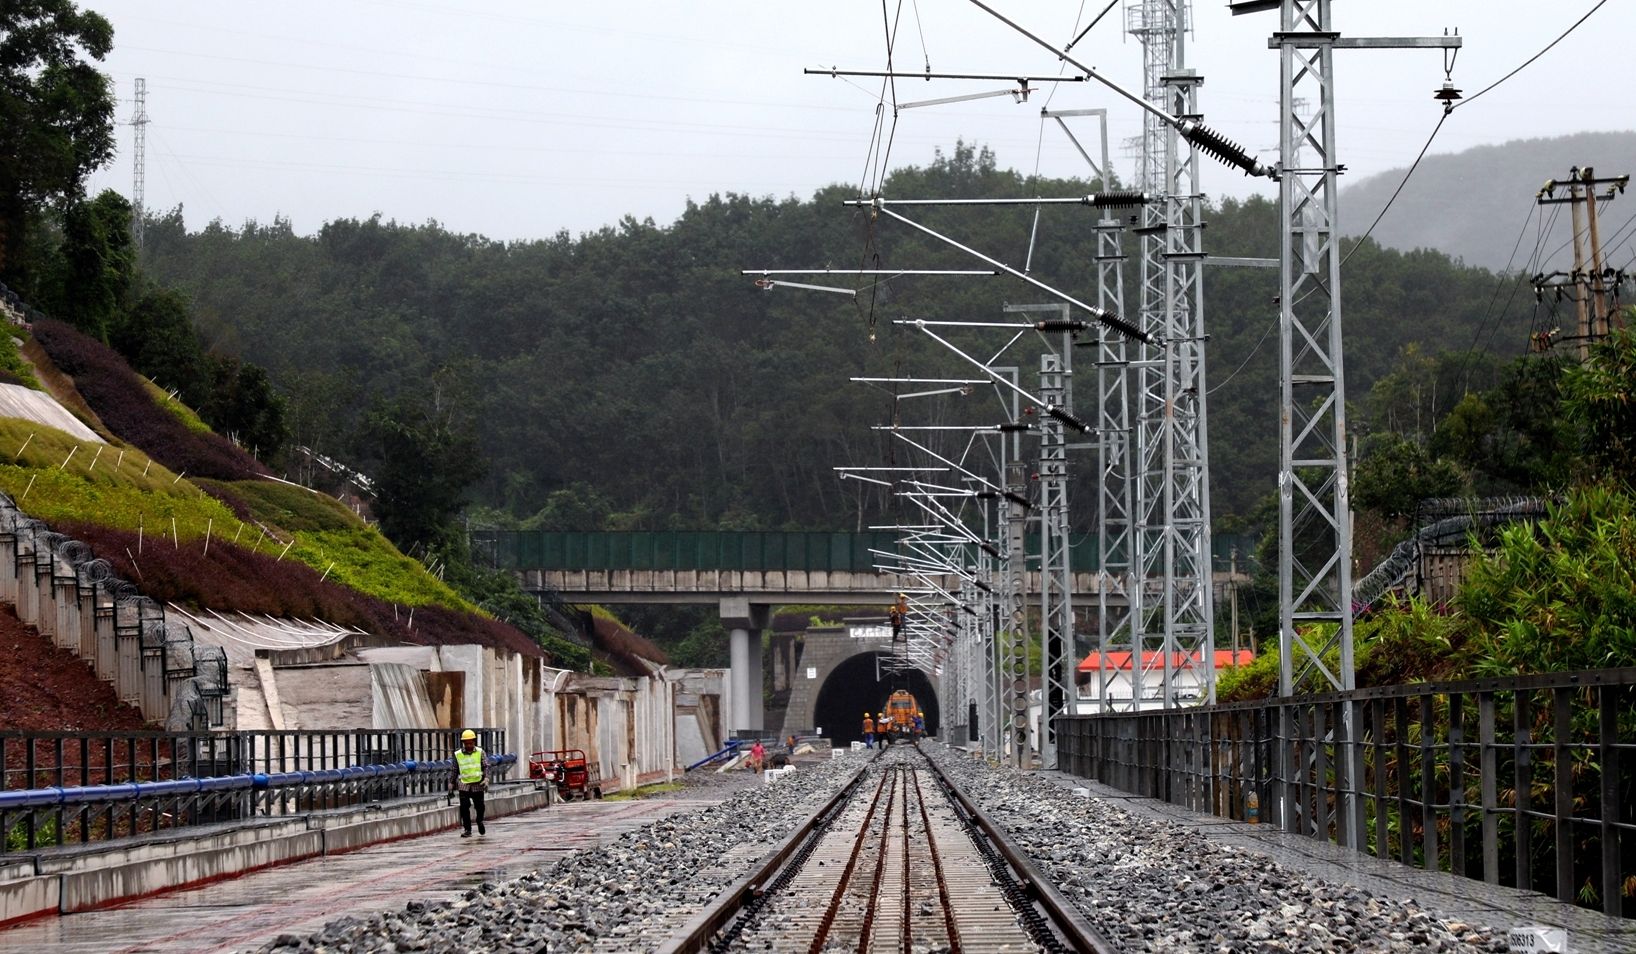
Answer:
[131,79,149,249]
[1094,214,1132,712]
[1039,335,1072,767]
[1275,0,1353,700]
[1129,0,1215,710]
[1000,459,1031,767]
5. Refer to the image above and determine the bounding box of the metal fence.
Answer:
[1058,667,1636,918]
[0,727,507,854]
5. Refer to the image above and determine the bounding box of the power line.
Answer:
[1340,112,1447,268]
[1452,0,1611,111]
[1341,0,1610,268]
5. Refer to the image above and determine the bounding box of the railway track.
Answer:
[657,745,1118,953]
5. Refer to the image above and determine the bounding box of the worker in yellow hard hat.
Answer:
[862,712,875,749]
[452,729,491,838]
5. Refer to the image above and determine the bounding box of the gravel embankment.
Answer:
[256,752,866,954]
[261,743,1511,953]
[923,744,1507,954]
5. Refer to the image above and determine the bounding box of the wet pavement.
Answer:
[0,786,733,953]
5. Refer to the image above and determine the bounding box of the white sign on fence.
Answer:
[1506,926,1567,953]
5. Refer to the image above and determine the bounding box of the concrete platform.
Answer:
[0,790,725,952]
[1036,770,1636,954]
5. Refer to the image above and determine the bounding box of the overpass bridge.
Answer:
[473,529,1147,605]
[474,530,1254,737]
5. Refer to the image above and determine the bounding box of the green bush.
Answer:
[0,329,40,390]
[142,378,211,434]
[1457,484,1636,675]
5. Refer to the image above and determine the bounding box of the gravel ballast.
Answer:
[261,743,1512,953]
[923,743,1507,953]
[257,753,865,953]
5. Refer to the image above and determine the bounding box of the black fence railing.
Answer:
[0,728,507,854]
[1058,668,1636,918]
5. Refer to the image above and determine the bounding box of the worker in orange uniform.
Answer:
[862,712,875,749]
[889,593,908,639]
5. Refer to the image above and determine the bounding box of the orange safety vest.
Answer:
[863,717,874,733]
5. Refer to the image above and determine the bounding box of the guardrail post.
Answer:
[1600,685,1623,917]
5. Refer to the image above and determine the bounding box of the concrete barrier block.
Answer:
[59,830,326,913]
[322,807,457,854]
[34,819,310,876]
[0,871,60,927]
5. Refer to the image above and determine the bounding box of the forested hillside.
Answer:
[1340,130,1636,272]
[139,143,1504,531]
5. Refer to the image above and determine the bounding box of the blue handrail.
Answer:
[685,740,742,772]
[0,754,518,811]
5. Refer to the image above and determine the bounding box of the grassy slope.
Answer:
[0,330,546,657]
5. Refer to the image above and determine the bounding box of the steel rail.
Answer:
[912,765,964,950]
[851,765,899,951]
[651,751,880,954]
[924,753,1120,954]
[658,745,1120,952]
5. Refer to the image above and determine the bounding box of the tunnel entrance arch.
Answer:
[811,652,939,744]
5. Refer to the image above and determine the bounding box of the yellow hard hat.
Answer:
[460,729,477,741]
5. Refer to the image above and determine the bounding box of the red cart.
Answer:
[528,748,602,801]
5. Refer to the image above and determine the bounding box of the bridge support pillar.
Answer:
[721,598,770,736]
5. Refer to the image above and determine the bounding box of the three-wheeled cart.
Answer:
[528,748,603,801]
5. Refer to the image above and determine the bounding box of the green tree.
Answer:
[1352,432,1465,520]
[1430,354,1571,492]
[40,189,133,336]
[111,285,203,393]
[0,0,115,277]
[200,354,289,462]
[363,371,485,552]
[1560,320,1636,486]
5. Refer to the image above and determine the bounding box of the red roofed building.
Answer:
[1075,649,1254,710]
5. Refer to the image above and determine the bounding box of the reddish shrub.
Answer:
[592,616,669,674]
[31,320,269,480]
[55,521,544,659]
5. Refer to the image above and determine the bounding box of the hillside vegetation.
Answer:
[138,143,1505,527]
[0,324,567,661]
[1340,130,1636,272]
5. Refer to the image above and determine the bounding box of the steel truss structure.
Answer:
[1129,0,1216,709]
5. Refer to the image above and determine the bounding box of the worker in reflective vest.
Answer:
[862,713,875,749]
[452,729,490,838]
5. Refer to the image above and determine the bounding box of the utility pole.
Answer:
[1232,0,1460,848]
[1535,168,1629,358]
[131,78,149,249]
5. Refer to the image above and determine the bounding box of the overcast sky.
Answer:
[79,0,1632,242]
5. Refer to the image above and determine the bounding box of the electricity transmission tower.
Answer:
[131,78,149,249]
[1232,0,1460,844]
[1128,0,1215,709]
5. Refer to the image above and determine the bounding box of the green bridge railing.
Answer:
[472,530,1259,574]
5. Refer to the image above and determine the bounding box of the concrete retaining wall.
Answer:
[0,786,551,927]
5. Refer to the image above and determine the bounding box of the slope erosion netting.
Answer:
[197,478,473,610]
[30,320,268,481]
[0,417,542,657]
[55,520,543,658]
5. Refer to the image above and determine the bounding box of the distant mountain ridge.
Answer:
[1340,130,1636,273]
